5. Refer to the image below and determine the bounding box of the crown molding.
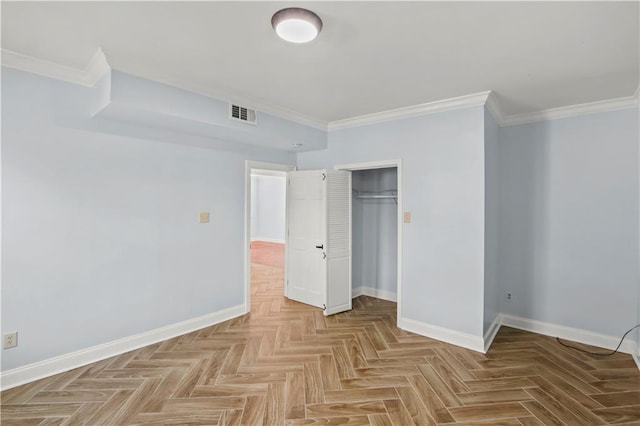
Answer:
[501,94,639,127]
[126,70,330,130]
[328,91,492,131]
[1,48,110,87]
[484,91,507,127]
[2,48,637,131]
[0,49,327,130]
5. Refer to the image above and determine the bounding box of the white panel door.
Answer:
[286,170,326,309]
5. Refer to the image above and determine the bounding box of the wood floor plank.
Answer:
[457,389,532,405]
[524,387,587,425]
[319,354,341,391]
[448,402,530,422]
[591,390,640,407]
[0,403,82,420]
[520,400,564,426]
[332,344,356,379]
[191,383,268,398]
[464,377,537,392]
[285,370,305,420]
[304,362,324,404]
[590,379,640,393]
[395,385,437,425]
[305,401,387,417]
[264,382,285,426]
[368,413,394,426]
[517,415,547,426]
[239,394,266,425]
[108,377,163,425]
[26,389,114,404]
[219,408,244,426]
[2,249,638,425]
[527,375,607,424]
[417,363,463,407]
[133,410,223,425]
[383,398,415,426]
[340,376,410,390]
[592,406,640,424]
[61,401,104,425]
[324,387,398,403]
[285,416,371,425]
[83,389,135,425]
[407,372,455,424]
[161,396,245,412]
[353,366,418,378]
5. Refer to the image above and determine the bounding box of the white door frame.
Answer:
[244,160,295,314]
[335,159,403,325]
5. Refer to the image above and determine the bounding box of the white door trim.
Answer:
[334,159,403,326]
[244,161,295,314]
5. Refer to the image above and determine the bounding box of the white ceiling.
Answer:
[2,1,638,124]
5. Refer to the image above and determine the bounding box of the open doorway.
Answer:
[244,161,295,313]
[335,160,403,324]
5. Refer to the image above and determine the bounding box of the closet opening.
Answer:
[335,160,403,324]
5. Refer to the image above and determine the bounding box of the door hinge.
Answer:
[322,172,326,181]
[323,304,326,311]
[323,252,326,259]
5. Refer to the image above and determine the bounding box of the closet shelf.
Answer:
[353,190,397,200]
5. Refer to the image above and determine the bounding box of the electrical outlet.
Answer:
[506,292,513,302]
[4,332,18,349]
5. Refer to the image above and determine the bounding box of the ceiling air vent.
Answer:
[229,104,257,125]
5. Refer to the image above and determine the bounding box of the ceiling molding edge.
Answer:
[130,70,330,130]
[0,49,327,131]
[1,48,110,87]
[327,91,492,131]
[2,48,637,132]
[500,94,639,127]
[484,92,506,127]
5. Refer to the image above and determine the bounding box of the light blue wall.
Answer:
[4,63,637,373]
[483,108,500,334]
[96,71,327,152]
[299,107,486,337]
[250,174,286,242]
[1,67,296,370]
[498,108,639,337]
[352,168,397,296]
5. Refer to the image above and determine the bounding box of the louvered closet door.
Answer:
[324,170,352,315]
[286,170,352,315]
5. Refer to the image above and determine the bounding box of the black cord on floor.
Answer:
[556,324,640,357]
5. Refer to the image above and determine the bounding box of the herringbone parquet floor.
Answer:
[2,243,639,425]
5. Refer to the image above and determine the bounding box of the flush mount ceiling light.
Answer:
[271,8,322,43]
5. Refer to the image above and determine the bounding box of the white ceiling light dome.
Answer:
[271,8,322,43]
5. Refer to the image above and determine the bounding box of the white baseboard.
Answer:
[399,317,485,353]
[500,313,636,356]
[352,286,364,298]
[352,285,397,302]
[251,237,285,244]
[483,315,501,353]
[0,304,245,391]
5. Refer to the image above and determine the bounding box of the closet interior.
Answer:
[351,167,398,301]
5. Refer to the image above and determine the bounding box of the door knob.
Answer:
[315,244,324,249]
